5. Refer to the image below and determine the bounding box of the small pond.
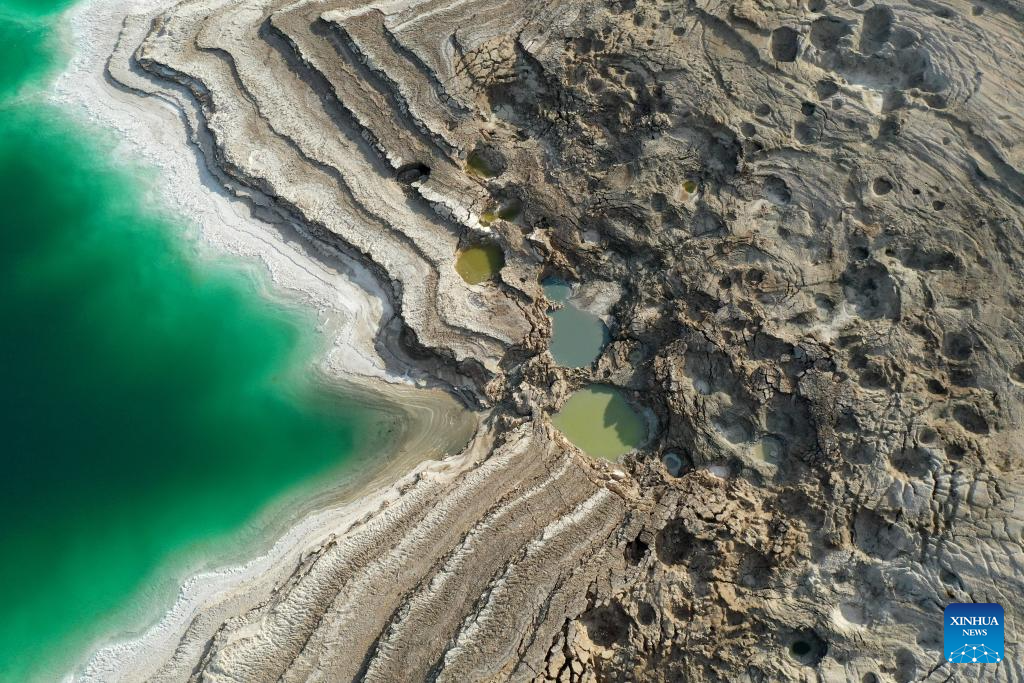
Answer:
[543,280,610,368]
[552,385,647,461]
[465,149,501,178]
[455,244,504,285]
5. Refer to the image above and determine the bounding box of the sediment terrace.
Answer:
[86,0,1024,679]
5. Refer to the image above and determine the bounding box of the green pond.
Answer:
[552,386,647,461]
[465,149,500,178]
[543,281,609,368]
[0,4,396,679]
[455,244,504,284]
[479,199,522,227]
[496,198,522,221]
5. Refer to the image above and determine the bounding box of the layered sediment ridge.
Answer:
[78,0,1024,679]
[113,0,539,399]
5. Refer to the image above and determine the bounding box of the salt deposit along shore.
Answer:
[52,0,393,384]
[56,0,1024,678]
[51,0,483,678]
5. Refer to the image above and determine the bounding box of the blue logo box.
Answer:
[944,603,1004,664]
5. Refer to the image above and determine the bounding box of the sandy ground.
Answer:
[47,0,478,679]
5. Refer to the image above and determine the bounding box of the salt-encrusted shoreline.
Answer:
[50,0,478,679]
[51,0,393,384]
[72,413,486,682]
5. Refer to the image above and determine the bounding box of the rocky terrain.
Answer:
[89,0,1024,679]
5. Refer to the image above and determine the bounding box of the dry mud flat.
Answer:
[76,0,1024,680]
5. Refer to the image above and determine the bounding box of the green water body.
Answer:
[455,243,504,284]
[543,281,609,368]
[0,4,390,679]
[465,149,500,178]
[552,386,646,461]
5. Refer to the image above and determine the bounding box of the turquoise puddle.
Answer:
[542,280,609,369]
[0,2,391,679]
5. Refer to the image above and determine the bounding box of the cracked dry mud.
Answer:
[100,0,1023,679]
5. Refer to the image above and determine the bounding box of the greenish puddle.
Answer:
[552,385,647,461]
[543,281,609,368]
[678,178,699,203]
[455,243,504,284]
[479,198,522,227]
[465,149,500,178]
[496,197,522,220]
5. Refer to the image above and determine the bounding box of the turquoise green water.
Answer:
[552,386,646,461]
[543,281,609,369]
[0,3,387,679]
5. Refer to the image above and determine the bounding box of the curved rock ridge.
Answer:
[115,0,544,402]
[83,0,1024,680]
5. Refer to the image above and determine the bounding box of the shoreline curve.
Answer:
[49,0,480,678]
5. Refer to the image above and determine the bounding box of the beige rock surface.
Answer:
[82,0,1024,679]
